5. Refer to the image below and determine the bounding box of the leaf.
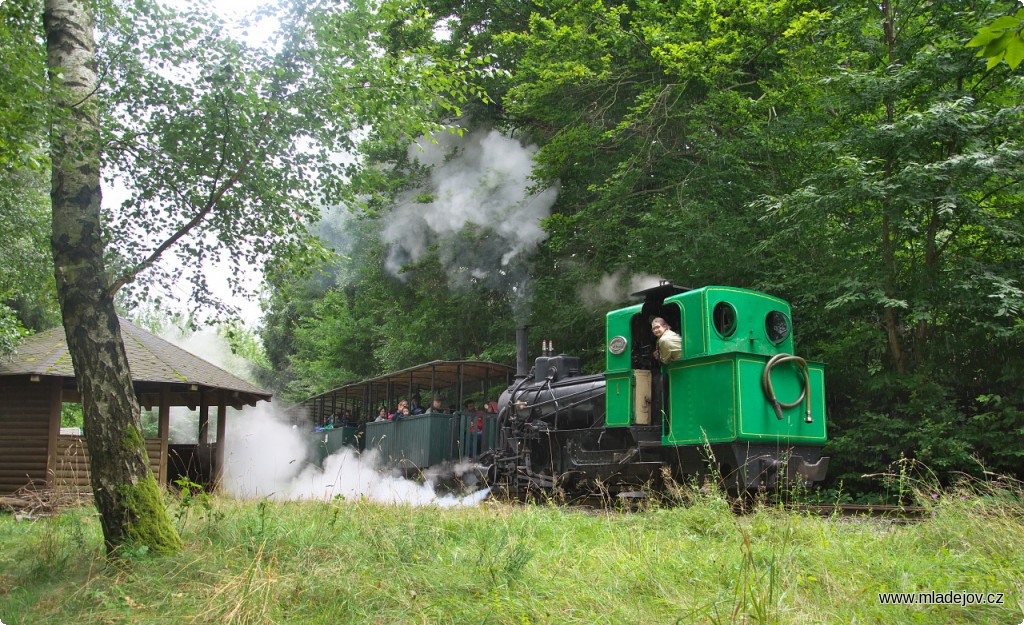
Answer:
[982,32,1012,58]
[988,16,1022,30]
[1004,37,1024,69]
[965,30,997,49]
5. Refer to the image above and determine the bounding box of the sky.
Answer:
[170,0,273,20]
[171,0,279,44]
[122,0,278,326]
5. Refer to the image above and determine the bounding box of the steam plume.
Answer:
[220,405,489,507]
[579,271,666,310]
[382,129,559,290]
[159,326,487,507]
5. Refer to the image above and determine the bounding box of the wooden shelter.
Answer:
[0,319,272,495]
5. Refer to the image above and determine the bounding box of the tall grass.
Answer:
[0,478,1021,624]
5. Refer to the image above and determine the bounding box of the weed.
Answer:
[27,508,97,575]
[171,475,223,532]
[474,529,535,590]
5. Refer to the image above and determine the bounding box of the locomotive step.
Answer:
[631,425,662,447]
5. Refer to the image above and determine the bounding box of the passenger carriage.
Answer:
[290,360,514,472]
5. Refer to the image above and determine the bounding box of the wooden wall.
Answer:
[0,376,55,494]
[0,375,166,495]
[52,436,163,492]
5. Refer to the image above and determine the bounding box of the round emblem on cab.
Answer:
[608,335,628,355]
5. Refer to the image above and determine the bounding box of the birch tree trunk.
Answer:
[44,0,181,555]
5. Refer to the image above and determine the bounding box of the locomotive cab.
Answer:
[604,284,829,487]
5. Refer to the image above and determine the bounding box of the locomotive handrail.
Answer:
[761,353,813,423]
[510,385,605,416]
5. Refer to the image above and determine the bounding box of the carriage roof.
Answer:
[289,360,515,421]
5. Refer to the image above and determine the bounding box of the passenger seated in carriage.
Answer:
[409,394,425,415]
[464,400,484,433]
[390,399,410,420]
[425,395,446,414]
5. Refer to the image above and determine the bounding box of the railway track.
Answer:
[788,503,929,521]
[591,492,932,520]
[494,489,932,521]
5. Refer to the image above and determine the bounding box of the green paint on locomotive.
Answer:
[603,286,827,445]
[604,303,642,428]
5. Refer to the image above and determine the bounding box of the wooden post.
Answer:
[198,388,210,485]
[458,364,465,407]
[158,385,170,486]
[198,389,209,447]
[45,377,62,489]
[213,398,227,489]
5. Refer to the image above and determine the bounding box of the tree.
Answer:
[464,0,821,357]
[755,0,1024,485]
[0,0,48,170]
[0,167,59,355]
[37,0,499,553]
[281,0,1024,490]
[1,0,57,354]
[45,0,181,554]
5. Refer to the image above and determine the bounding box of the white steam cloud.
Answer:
[220,405,490,507]
[157,325,487,507]
[579,271,667,310]
[382,129,559,287]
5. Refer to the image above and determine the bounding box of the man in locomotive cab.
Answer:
[649,316,682,429]
[650,317,681,364]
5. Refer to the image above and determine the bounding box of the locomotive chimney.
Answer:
[516,325,530,380]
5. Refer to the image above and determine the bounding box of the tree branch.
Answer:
[105,164,247,297]
[105,104,277,297]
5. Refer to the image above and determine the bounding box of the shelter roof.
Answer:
[0,318,271,405]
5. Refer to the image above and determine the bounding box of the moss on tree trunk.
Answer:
[117,475,183,555]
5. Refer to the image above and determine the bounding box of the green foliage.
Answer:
[0,0,48,170]
[475,0,820,364]
[0,302,28,357]
[95,0,330,316]
[172,475,222,532]
[752,0,1024,489]
[221,321,271,371]
[9,0,1016,498]
[254,0,1024,491]
[0,167,60,343]
[61,403,84,429]
[967,7,1024,69]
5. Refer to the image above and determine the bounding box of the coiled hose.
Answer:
[761,353,813,423]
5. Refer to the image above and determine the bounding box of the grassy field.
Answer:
[0,482,1022,625]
